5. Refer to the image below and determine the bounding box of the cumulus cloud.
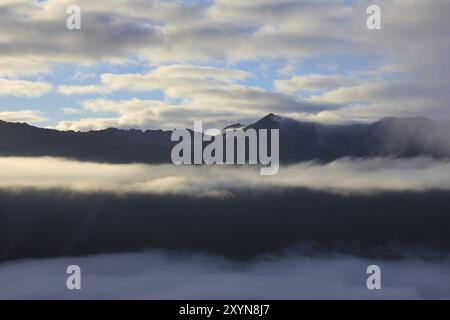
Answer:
[308,82,450,105]
[302,80,450,123]
[82,98,166,114]
[0,0,165,69]
[55,63,337,130]
[1,250,450,299]
[0,79,53,97]
[0,0,334,77]
[1,157,450,196]
[0,57,50,77]
[1,0,450,126]
[58,65,251,96]
[0,110,47,123]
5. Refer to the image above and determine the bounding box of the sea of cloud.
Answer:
[1,156,450,196]
[1,250,450,300]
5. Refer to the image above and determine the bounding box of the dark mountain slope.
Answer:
[0,114,449,163]
[247,114,450,162]
[0,120,173,163]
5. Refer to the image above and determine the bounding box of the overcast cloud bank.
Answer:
[1,250,450,300]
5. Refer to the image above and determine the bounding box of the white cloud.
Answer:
[0,110,47,123]
[57,98,174,130]
[55,64,337,130]
[2,157,450,196]
[59,65,252,96]
[82,98,166,114]
[0,79,53,97]
[308,82,449,105]
[0,57,50,77]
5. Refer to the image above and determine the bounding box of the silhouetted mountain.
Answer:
[1,114,449,164]
[246,114,450,162]
[0,120,174,163]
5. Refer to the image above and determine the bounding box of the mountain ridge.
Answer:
[1,114,449,164]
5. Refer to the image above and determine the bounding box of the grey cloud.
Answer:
[1,0,449,124]
[0,13,164,61]
[1,251,450,299]
[0,0,357,70]
[275,74,358,93]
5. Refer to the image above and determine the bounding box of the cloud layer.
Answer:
[1,1,450,129]
[1,250,450,299]
[1,157,450,196]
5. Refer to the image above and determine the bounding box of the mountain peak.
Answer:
[248,113,284,129]
[262,113,283,122]
[0,115,449,163]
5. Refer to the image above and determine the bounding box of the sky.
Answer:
[0,0,449,131]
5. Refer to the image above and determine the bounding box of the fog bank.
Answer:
[1,251,449,300]
[1,157,450,196]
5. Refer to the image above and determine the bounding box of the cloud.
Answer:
[58,84,113,96]
[0,110,47,123]
[56,98,171,131]
[0,57,50,77]
[302,79,450,123]
[0,79,53,97]
[275,74,357,93]
[82,98,166,114]
[1,250,450,299]
[2,0,346,72]
[61,108,84,115]
[58,65,251,96]
[308,82,450,105]
[1,157,450,196]
[55,64,338,130]
[0,0,447,72]
[0,0,166,72]
[72,72,97,81]
[1,0,450,125]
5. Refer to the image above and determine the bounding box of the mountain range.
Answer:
[1,114,449,164]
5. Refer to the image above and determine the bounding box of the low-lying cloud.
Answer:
[1,156,450,196]
[1,250,450,300]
